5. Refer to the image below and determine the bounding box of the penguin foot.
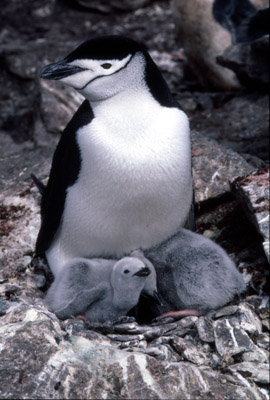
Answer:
[158,309,202,320]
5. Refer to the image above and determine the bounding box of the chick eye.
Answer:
[101,63,112,69]
[124,269,130,274]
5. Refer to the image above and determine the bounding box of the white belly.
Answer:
[46,100,192,274]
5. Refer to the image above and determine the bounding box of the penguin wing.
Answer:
[35,100,94,254]
[55,285,107,320]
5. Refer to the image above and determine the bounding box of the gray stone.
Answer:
[189,94,269,162]
[217,37,269,91]
[144,343,181,362]
[4,284,22,296]
[0,186,41,282]
[256,333,270,350]
[195,317,215,343]
[0,0,55,40]
[191,131,254,203]
[133,346,176,360]
[232,169,270,262]
[40,80,84,134]
[242,346,269,363]
[231,303,262,335]
[0,47,40,142]
[228,361,270,385]
[214,318,255,356]
[170,336,212,366]
[0,298,9,316]
[75,0,152,13]
[258,296,270,320]
[107,333,146,342]
[211,305,239,319]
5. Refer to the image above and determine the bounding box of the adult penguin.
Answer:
[36,35,193,276]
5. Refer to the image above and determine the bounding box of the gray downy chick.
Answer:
[144,228,246,317]
[45,256,154,323]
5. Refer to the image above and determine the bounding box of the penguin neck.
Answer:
[112,285,141,312]
[88,86,156,120]
[111,271,143,312]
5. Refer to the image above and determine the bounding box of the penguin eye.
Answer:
[124,269,130,274]
[101,63,112,69]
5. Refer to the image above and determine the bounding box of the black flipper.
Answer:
[35,100,94,254]
[31,174,46,195]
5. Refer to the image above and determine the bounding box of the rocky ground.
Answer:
[0,0,269,399]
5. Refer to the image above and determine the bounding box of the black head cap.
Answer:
[65,35,145,62]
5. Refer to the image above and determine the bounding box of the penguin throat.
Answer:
[111,283,141,312]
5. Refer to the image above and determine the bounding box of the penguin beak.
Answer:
[133,266,151,277]
[39,60,86,80]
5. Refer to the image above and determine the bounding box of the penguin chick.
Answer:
[145,228,246,317]
[36,35,192,276]
[45,256,154,322]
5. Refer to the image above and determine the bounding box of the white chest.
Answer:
[47,97,192,271]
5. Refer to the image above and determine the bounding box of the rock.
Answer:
[189,94,269,162]
[246,296,270,331]
[232,168,270,262]
[217,36,269,91]
[0,187,41,283]
[228,361,270,384]
[139,343,181,362]
[75,0,153,13]
[1,302,267,399]
[214,318,255,356]
[0,43,41,142]
[211,305,239,319]
[0,0,55,40]
[173,0,240,90]
[171,336,212,366]
[191,131,254,203]
[195,317,215,342]
[231,303,262,335]
[0,298,9,316]
[40,80,84,134]
[256,333,270,350]
[4,284,22,297]
[242,346,269,363]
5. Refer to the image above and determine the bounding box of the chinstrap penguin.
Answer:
[45,256,158,322]
[142,228,246,319]
[36,35,192,276]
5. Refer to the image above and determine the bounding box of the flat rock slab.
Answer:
[228,361,270,385]
[213,318,255,357]
[191,131,254,203]
[232,168,270,262]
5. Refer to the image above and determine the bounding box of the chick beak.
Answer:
[39,60,86,80]
[133,266,151,277]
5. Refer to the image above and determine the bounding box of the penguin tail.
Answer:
[31,174,45,195]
